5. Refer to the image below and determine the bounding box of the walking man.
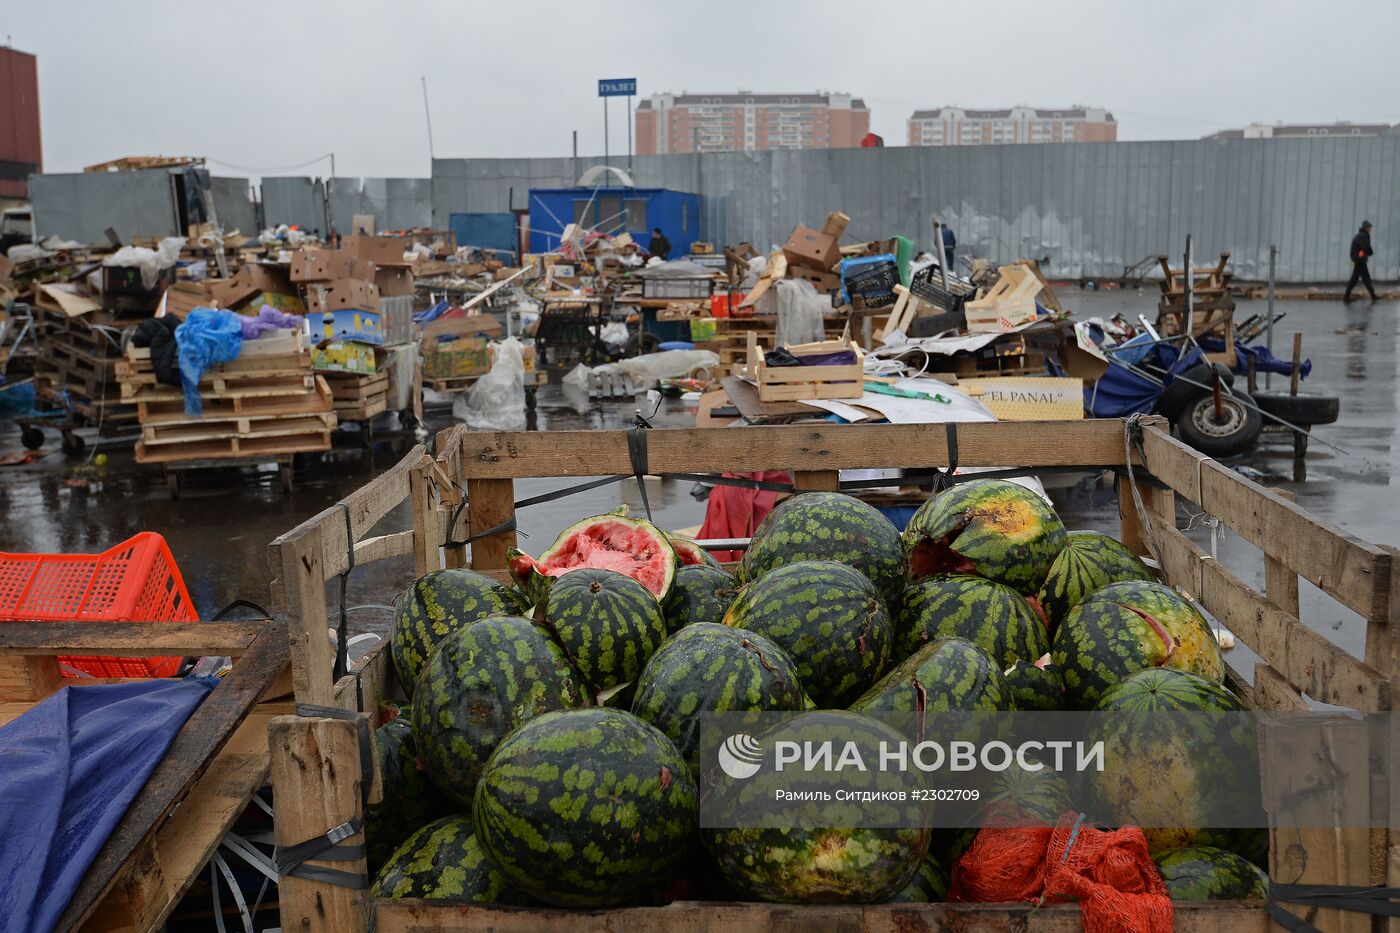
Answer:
[941,224,957,270]
[648,227,672,261]
[1344,221,1377,302]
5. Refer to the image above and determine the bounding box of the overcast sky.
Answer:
[9,0,1400,179]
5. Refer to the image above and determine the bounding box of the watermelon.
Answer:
[852,637,1013,715]
[889,850,951,902]
[365,719,449,875]
[1053,580,1224,708]
[508,511,678,603]
[543,568,667,690]
[1153,846,1269,900]
[390,569,529,694]
[473,708,698,908]
[739,492,907,607]
[1003,655,1066,711]
[1089,668,1259,858]
[662,565,738,633]
[723,560,892,708]
[904,479,1066,596]
[895,574,1049,668]
[372,815,529,904]
[412,616,589,809]
[668,535,723,569]
[983,765,1075,825]
[705,711,929,903]
[1037,531,1155,629]
[631,622,805,773]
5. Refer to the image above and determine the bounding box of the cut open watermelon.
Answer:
[666,535,722,569]
[508,513,678,602]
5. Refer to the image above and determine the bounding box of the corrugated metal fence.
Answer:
[432,137,1400,282]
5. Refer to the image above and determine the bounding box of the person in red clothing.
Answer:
[1344,221,1377,302]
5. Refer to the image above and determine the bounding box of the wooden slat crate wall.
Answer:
[0,619,291,931]
[266,418,1397,933]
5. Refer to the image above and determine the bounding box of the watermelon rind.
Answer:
[508,512,678,603]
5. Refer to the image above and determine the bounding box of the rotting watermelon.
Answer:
[412,616,589,809]
[705,711,929,903]
[723,559,892,708]
[390,569,529,695]
[508,512,678,603]
[1089,668,1260,859]
[1152,846,1269,900]
[372,815,531,904]
[662,565,738,633]
[365,718,450,875]
[473,707,698,908]
[852,637,1013,716]
[739,492,907,608]
[1037,531,1155,630]
[1053,580,1224,709]
[1003,655,1066,711]
[668,535,723,569]
[895,574,1050,669]
[631,622,805,774]
[904,479,1066,596]
[543,567,667,690]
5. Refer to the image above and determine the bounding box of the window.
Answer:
[572,199,594,227]
[598,196,623,232]
[625,199,648,231]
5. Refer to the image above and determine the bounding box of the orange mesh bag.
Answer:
[949,812,1174,933]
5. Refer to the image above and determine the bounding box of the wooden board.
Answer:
[135,431,331,463]
[142,412,338,446]
[138,384,335,424]
[0,621,265,657]
[121,372,316,403]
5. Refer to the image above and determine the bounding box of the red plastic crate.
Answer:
[0,532,197,677]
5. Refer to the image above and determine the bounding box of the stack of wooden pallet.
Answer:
[116,328,334,464]
[31,288,139,430]
[323,370,389,421]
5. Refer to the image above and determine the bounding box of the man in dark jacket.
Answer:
[648,228,672,260]
[1344,221,1377,302]
[941,225,957,269]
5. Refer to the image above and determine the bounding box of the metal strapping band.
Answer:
[333,503,355,681]
[626,422,653,522]
[1268,884,1400,932]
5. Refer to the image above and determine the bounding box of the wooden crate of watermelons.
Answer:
[266,419,1397,933]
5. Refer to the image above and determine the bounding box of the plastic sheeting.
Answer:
[0,677,216,933]
[176,308,244,416]
[1085,344,1204,419]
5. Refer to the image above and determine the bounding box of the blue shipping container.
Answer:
[527,186,701,256]
[448,212,519,257]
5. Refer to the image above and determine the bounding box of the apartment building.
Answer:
[1204,121,1392,140]
[636,92,869,154]
[0,45,42,202]
[907,106,1117,146]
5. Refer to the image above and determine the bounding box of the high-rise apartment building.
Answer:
[636,92,869,154]
[1204,121,1391,140]
[0,45,42,203]
[907,106,1117,146]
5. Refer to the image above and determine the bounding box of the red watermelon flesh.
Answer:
[510,515,677,599]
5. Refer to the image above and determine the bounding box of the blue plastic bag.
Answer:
[175,308,244,416]
[0,677,216,933]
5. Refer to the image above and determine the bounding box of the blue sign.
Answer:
[598,78,636,97]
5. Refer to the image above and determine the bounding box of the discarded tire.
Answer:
[1249,391,1339,426]
[1156,362,1234,420]
[1174,389,1262,458]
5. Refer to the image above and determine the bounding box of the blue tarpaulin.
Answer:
[0,677,216,933]
[176,308,244,416]
[1085,343,1205,418]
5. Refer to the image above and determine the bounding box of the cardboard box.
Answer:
[161,283,213,319]
[960,376,1084,421]
[314,308,384,345]
[374,266,414,297]
[351,214,375,236]
[421,312,503,343]
[820,211,851,239]
[379,294,414,346]
[306,279,382,315]
[690,317,719,342]
[343,234,410,268]
[246,290,306,313]
[291,249,370,283]
[312,340,380,374]
[212,263,295,308]
[786,266,841,292]
[782,226,840,272]
[423,335,491,380]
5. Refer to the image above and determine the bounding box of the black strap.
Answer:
[211,599,272,620]
[1268,884,1400,932]
[333,503,355,681]
[627,419,653,522]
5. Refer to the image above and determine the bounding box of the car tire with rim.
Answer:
[1249,391,1340,426]
[1174,388,1263,458]
[1156,362,1235,420]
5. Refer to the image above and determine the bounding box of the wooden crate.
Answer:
[739,333,865,401]
[0,618,291,931]
[266,419,1398,933]
[964,265,1043,333]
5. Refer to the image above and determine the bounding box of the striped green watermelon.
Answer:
[1003,655,1066,711]
[508,512,678,604]
[631,622,805,773]
[723,560,892,707]
[904,479,1066,596]
[1037,531,1154,629]
[740,492,907,607]
[412,616,589,809]
[473,708,698,908]
[662,565,738,633]
[390,569,529,695]
[852,637,1013,715]
[1089,669,1258,858]
[1053,580,1223,709]
[1153,846,1269,900]
[372,815,530,904]
[668,535,723,569]
[705,711,929,903]
[896,574,1049,668]
[888,850,950,903]
[543,568,667,690]
[365,718,450,875]
[983,765,1074,825]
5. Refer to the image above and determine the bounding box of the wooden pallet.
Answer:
[137,383,336,424]
[135,430,331,463]
[121,372,316,403]
[141,412,338,446]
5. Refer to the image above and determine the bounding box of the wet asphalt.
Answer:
[0,289,1393,658]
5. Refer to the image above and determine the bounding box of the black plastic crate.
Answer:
[842,259,899,310]
[910,265,975,311]
[101,264,176,297]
